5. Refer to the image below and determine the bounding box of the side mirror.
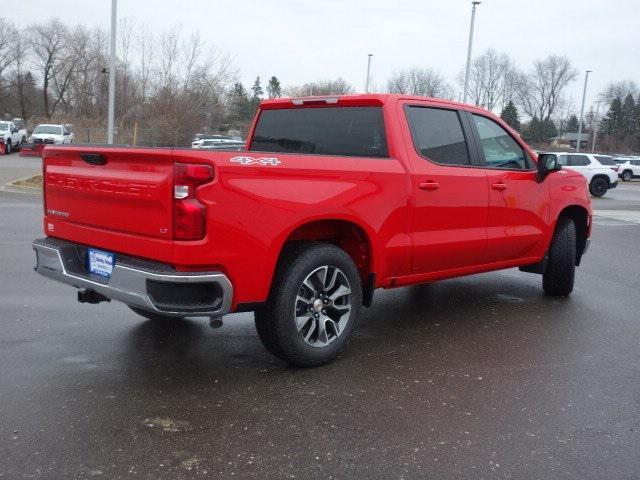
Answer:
[12,127,18,133]
[537,153,561,181]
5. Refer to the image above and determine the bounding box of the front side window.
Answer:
[250,107,388,158]
[567,155,590,167]
[405,106,470,165]
[472,115,529,170]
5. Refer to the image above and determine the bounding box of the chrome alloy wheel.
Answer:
[294,265,352,347]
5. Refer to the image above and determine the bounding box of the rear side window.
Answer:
[567,155,590,166]
[405,106,470,165]
[594,155,616,166]
[250,107,388,158]
[472,115,530,170]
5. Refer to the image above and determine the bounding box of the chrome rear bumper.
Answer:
[33,238,233,317]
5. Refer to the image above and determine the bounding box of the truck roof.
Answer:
[260,93,473,111]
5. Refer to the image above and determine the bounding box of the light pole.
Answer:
[107,0,117,144]
[462,1,481,104]
[591,101,601,153]
[575,70,591,152]
[365,54,373,93]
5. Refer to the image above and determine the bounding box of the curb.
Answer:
[0,175,43,195]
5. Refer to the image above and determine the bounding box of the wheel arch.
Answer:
[272,217,377,306]
[557,205,590,264]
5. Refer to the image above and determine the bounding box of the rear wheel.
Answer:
[589,177,608,197]
[5,140,11,154]
[543,217,576,297]
[128,306,184,322]
[255,242,362,367]
[621,170,633,182]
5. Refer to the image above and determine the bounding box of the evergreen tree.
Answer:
[250,76,264,111]
[228,82,252,125]
[621,93,636,138]
[266,76,281,98]
[634,97,640,147]
[523,116,557,143]
[599,97,623,138]
[251,76,263,100]
[565,114,579,132]
[500,101,520,131]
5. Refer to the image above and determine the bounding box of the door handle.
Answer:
[419,181,440,191]
[491,182,508,191]
[80,153,107,166]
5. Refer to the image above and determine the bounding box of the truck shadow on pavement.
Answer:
[119,270,581,385]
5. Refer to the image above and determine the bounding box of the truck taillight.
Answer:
[173,163,214,240]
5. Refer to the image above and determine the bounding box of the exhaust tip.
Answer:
[77,289,111,304]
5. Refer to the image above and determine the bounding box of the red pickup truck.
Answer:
[34,94,592,367]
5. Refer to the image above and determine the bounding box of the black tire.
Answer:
[621,170,632,182]
[589,177,609,197]
[255,242,362,367]
[543,217,576,297]
[21,136,26,146]
[5,140,10,154]
[128,305,184,321]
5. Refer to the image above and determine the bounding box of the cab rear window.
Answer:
[250,107,388,158]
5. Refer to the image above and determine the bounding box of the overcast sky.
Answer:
[17,0,640,114]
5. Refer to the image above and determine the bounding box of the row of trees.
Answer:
[599,92,640,152]
[0,17,637,151]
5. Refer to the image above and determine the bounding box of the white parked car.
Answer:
[550,152,619,197]
[0,120,27,154]
[616,158,640,181]
[30,124,74,145]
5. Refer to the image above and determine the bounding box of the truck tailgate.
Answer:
[44,147,174,240]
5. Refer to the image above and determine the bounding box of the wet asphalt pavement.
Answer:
[1,161,639,479]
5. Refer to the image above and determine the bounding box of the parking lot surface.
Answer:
[1,174,639,479]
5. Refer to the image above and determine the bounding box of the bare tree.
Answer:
[599,80,639,104]
[387,67,452,98]
[135,24,154,102]
[459,49,514,111]
[29,19,71,117]
[0,19,20,90]
[284,78,354,97]
[158,25,181,92]
[516,55,578,122]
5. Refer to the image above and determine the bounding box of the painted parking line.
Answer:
[593,210,640,225]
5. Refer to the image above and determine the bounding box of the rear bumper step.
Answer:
[33,238,233,317]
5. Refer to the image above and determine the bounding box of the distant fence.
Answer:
[72,127,188,147]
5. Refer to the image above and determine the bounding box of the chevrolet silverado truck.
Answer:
[33,94,592,367]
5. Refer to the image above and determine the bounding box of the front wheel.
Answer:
[589,177,609,197]
[255,242,362,367]
[621,170,632,182]
[4,140,10,154]
[543,217,576,297]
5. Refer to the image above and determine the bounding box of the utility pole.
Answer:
[591,101,601,153]
[576,70,591,152]
[462,1,481,104]
[107,0,117,144]
[365,54,373,93]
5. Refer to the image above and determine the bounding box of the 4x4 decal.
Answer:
[230,156,281,166]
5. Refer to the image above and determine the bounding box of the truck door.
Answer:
[467,112,549,263]
[401,103,489,274]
